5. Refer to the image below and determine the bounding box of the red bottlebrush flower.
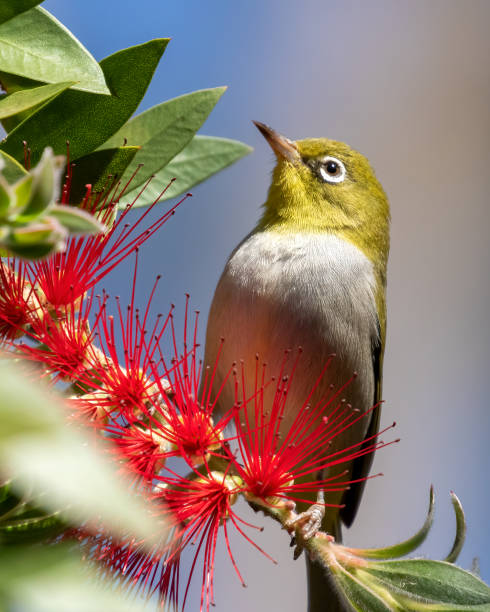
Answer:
[72,256,173,423]
[229,351,397,507]
[76,302,396,611]
[109,423,173,482]
[16,290,102,382]
[99,297,236,483]
[95,467,269,612]
[28,176,190,310]
[0,259,44,342]
[144,300,237,468]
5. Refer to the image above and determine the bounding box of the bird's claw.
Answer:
[285,502,325,559]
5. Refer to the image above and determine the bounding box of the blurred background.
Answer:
[43,0,490,609]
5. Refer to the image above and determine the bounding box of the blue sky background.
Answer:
[43,1,490,609]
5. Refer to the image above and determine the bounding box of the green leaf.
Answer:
[0,241,57,259]
[444,491,467,564]
[0,81,74,119]
[2,219,66,259]
[352,486,435,560]
[68,146,140,204]
[121,135,252,208]
[0,150,27,183]
[0,360,165,548]
[359,560,490,607]
[332,564,397,611]
[48,205,105,234]
[0,39,169,165]
[0,72,56,132]
[18,147,60,218]
[0,7,109,94]
[11,173,33,211]
[0,175,10,215]
[0,544,150,611]
[0,0,44,26]
[101,87,226,193]
[0,509,66,545]
[0,481,23,519]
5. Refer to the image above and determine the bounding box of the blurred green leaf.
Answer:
[18,147,59,218]
[6,218,62,244]
[0,7,109,94]
[0,150,27,183]
[359,560,490,608]
[0,508,65,546]
[0,81,74,119]
[0,360,166,548]
[122,134,252,208]
[0,240,56,259]
[0,0,44,26]
[11,173,33,211]
[0,481,23,518]
[48,205,105,234]
[0,544,149,611]
[102,87,226,193]
[0,176,10,215]
[0,39,169,165]
[68,146,140,204]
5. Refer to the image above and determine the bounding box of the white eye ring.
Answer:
[318,156,346,184]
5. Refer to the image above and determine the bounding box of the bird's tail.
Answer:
[306,518,352,612]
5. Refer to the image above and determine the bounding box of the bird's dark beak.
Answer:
[253,121,300,163]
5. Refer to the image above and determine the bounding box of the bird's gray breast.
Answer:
[205,230,378,435]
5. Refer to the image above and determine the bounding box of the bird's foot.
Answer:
[285,501,325,560]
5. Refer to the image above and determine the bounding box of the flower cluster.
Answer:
[0,167,396,611]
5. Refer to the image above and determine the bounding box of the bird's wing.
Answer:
[339,317,383,527]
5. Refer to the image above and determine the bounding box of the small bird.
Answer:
[202,122,390,603]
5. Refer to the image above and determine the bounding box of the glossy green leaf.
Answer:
[0,360,166,547]
[0,544,149,612]
[0,0,44,26]
[68,146,140,204]
[121,135,252,208]
[102,87,226,193]
[352,487,435,560]
[0,7,109,94]
[0,81,74,119]
[48,205,105,234]
[359,560,490,607]
[0,39,169,165]
[0,150,27,183]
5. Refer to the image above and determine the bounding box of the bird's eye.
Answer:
[318,156,346,184]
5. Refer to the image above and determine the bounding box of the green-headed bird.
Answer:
[202,122,390,610]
